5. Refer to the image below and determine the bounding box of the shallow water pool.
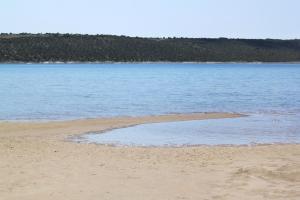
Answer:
[77,114,300,146]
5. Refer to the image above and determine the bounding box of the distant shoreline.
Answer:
[1,61,300,65]
[1,34,300,64]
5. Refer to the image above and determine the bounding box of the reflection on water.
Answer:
[80,114,300,146]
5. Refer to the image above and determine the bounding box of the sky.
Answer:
[0,0,299,39]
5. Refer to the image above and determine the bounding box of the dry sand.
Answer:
[0,112,299,200]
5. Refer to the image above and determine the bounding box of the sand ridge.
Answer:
[0,112,243,138]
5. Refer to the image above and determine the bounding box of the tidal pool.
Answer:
[78,114,300,147]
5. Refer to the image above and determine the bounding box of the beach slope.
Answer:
[0,113,299,200]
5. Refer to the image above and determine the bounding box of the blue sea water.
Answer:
[1,63,300,145]
[1,63,300,120]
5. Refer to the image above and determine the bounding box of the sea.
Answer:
[1,63,300,145]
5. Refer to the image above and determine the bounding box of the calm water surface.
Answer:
[1,63,300,120]
[81,114,300,146]
[1,63,300,145]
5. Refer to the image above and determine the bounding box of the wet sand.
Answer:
[0,112,300,200]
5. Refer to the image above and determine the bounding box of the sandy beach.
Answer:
[1,112,299,200]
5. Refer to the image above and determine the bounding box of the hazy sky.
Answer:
[1,0,299,39]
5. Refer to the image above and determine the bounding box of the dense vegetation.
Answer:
[1,33,300,62]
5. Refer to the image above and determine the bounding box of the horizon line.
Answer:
[0,32,299,41]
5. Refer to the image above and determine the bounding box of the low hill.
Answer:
[1,33,300,62]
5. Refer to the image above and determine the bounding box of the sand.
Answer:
[0,112,299,200]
